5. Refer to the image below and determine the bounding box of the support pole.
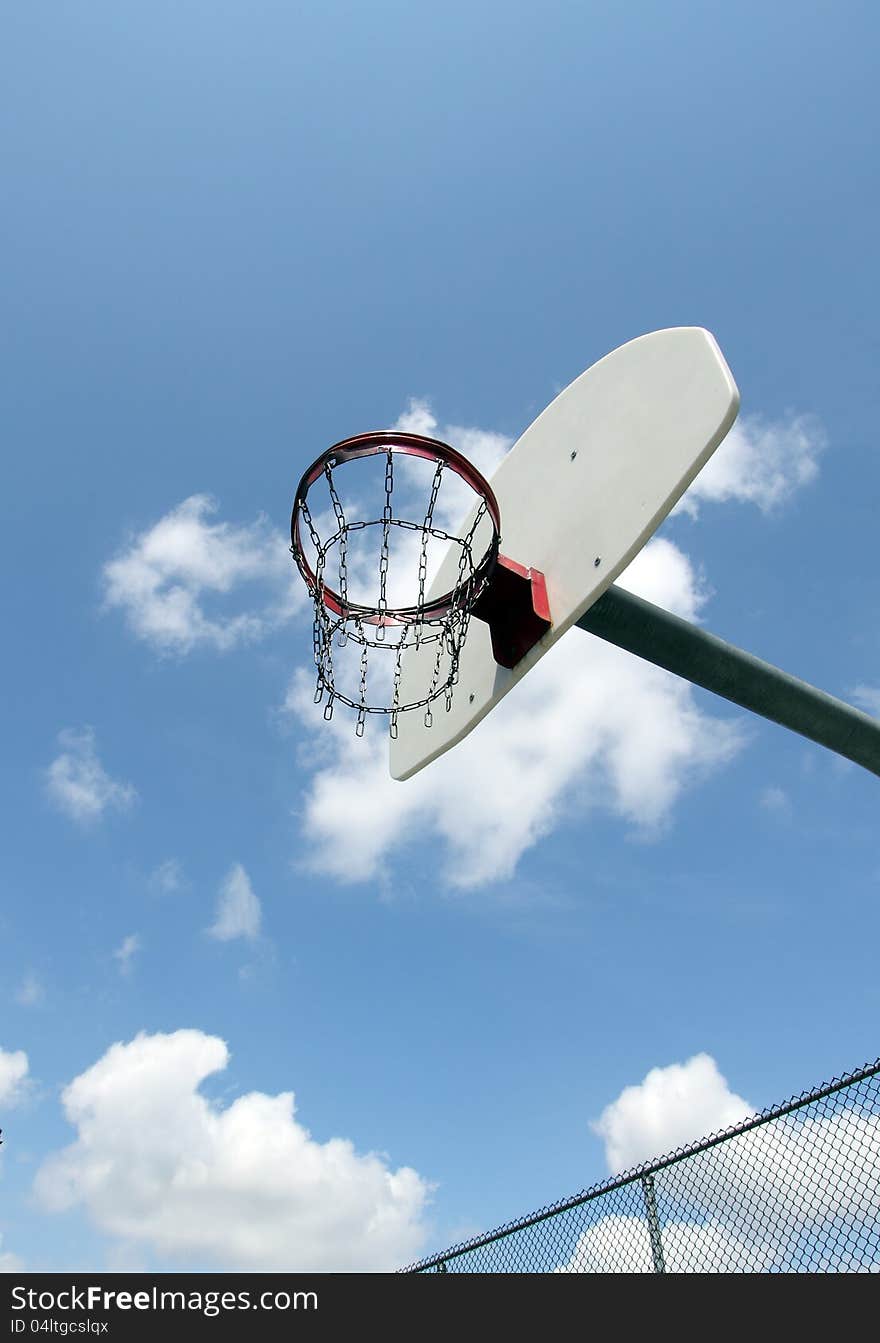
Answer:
[577,585,880,778]
[641,1175,666,1274]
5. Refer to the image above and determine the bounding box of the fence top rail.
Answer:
[401,1055,880,1273]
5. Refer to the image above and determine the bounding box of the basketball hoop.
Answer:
[291,431,503,737]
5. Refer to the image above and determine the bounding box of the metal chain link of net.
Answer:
[293,448,496,738]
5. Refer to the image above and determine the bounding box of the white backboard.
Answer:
[390,327,739,780]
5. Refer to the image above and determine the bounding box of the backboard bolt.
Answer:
[594,556,601,567]
[570,450,577,461]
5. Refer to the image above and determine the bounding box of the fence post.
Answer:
[641,1174,666,1273]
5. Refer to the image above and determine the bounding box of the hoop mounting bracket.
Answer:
[471,556,551,669]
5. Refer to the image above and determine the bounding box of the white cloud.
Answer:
[15,974,44,1007]
[289,537,743,889]
[696,1106,880,1236]
[557,1213,775,1273]
[208,864,262,942]
[557,1056,880,1272]
[392,399,512,542]
[614,536,708,621]
[45,728,137,825]
[0,1047,29,1108]
[675,412,825,518]
[149,858,185,894]
[34,1030,431,1271]
[393,398,511,485]
[113,935,141,976]
[0,1236,23,1273]
[760,785,791,815]
[103,495,300,655]
[851,685,880,718]
[591,1054,754,1173]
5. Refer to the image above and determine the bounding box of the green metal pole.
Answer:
[641,1175,666,1274]
[577,585,880,779]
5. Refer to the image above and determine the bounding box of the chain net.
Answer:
[293,446,497,738]
[402,1058,880,1273]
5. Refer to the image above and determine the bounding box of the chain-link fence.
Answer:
[403,1058,880,1273]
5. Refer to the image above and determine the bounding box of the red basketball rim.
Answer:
[290,431,502,624]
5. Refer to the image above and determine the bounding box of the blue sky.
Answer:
[2,2,879,1271]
